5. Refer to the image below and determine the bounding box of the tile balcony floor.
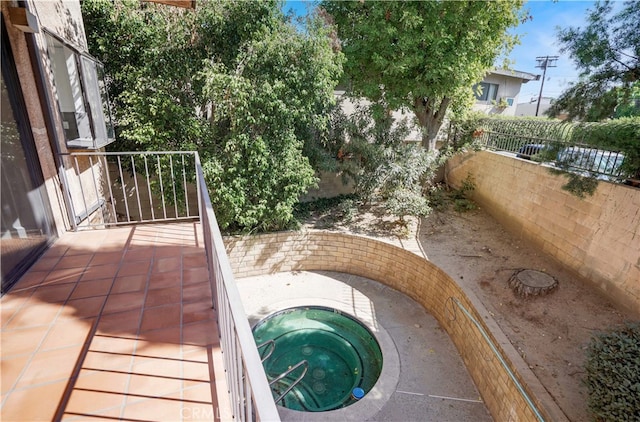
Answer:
[0,223,230,421]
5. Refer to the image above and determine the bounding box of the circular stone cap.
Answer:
[508,269,558,298]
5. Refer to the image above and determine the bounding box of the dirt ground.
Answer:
[303,202,638,422]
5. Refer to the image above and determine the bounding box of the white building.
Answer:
[473,69,540,116]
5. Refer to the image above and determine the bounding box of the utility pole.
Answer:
[535,56,558,116]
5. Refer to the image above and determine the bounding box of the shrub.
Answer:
[584,322,640,421]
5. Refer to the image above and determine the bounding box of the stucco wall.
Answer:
[446,150,640,314]
[473,73,526,116]
[224,231,568,422]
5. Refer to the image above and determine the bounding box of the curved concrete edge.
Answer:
[245,298,400,422]
[225,231,570,422]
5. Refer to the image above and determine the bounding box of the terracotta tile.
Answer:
[81,350,133,372]
[183,320,219,348]
[70,279,113,300]
[181,380,214,403]
[33,282,77,303]
[13,345,82,389]
[181,402,219,421]
[62,389,124,419]
[182,359,211,382]
[1,354,31,394]
[0,289,33,310]
[183,253,207,268]
[182,281,212,304]
[154,246,183,258]
[183,301,214,325]
[102,291,146,315]
[55,254,94,270]
[30,256,62,272]
[110,274,148,294]
[39,317,92,351]
[126,373,184,400]
[123,397,185,421]
[95,309,142,336]
[90,251,123,266]
[89,335,138,356]
[74,368,130,393]
[135,337,181,358]
[140,304,181,332]
[0,380,67,422]
[64,296,107,319]
[43,268,83,285]
[123,248,154,262]
[183,267,209,285]
[131,355,182,379]
[0,325,49,357]
[153,256,182,273]
[41,244,69,258]
[117,261,151,277]
[145,285,181,308]
[2,300,61,330]
[12,271,48,291]
[148,271,181,290]
[81,264,119,282]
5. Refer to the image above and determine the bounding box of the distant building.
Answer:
[516,97,554,117]
[472,69,540,116]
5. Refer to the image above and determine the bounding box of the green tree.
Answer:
[82,0,343,232]
[547,1,640,121]
[321,1,524,150]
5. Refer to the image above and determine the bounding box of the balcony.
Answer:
[1,152,278,421]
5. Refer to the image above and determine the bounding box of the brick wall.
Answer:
[446,150,640,315]
[224,231,567,421]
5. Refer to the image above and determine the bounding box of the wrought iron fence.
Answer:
[473,119,638,182]
[64,151,199,228]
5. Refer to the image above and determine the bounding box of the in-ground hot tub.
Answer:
[252,306,383,412]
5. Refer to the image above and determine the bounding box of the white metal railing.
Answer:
[65,151,199,229]
[64,151,280,420]
[196,154,281,422]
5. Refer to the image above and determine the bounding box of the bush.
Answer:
[584,323,640,421]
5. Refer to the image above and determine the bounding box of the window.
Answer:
[474,82,499,102]
[44,32,114,149]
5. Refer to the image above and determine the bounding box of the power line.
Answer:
[535,56,558,116]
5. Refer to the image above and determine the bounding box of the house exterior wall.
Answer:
[446,150,640,315]
[472,73,526,116]
[2,0,103,235]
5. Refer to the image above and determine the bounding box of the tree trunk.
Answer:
[412,96,451,150]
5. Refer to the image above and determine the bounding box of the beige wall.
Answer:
[2,0,100,234]
[446,150,640,315]
[224,231,567,422]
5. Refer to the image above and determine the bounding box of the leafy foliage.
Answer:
[547,1,640,121]
[584,323,640,421]
[321,1,525,149]
[334,103,439,220]
[82,0,343,232]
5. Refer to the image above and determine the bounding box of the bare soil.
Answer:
[303,201,637,422]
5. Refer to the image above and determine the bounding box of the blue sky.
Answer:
[282,1,619,104]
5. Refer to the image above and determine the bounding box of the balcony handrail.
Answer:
[195,154,281,422]
[64,151,200,228]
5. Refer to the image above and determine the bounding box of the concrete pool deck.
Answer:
[237,270,492,422]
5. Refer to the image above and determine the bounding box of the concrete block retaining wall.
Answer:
[224,231,567,422]
[446,150,640,315]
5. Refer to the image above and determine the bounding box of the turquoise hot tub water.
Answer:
[252,306,383,412]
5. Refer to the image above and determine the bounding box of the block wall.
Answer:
[224,231,567,422]
[447,151,640,315]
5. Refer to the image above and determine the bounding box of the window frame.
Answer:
[43,30,115,150]
[474,82,499,102]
